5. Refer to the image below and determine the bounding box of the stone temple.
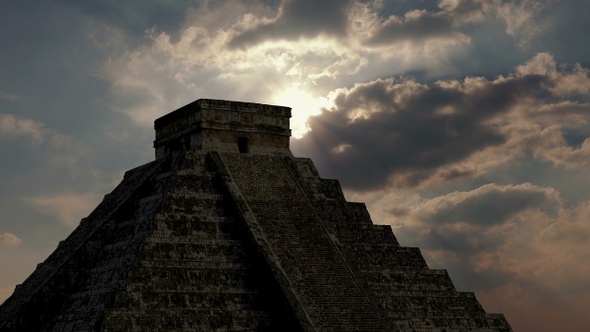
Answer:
[0,99,512,331]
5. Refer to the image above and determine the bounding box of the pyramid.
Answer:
[0,99,512,331]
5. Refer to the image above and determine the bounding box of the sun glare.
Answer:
[271,88,332,138]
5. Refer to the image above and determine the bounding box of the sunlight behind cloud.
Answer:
[271,87,332,138]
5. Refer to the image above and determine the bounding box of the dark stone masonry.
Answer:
[0,99,512,331]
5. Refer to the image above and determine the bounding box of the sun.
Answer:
[271,87,332,139]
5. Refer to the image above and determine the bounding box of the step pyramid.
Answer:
[0,99,512,331]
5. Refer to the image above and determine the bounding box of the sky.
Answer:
[1,0,589,331]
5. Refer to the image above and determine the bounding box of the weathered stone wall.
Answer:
[154,99,291,158]
[200,129,291,155]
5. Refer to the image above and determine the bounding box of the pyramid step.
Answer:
[351,245,428,268]
[334,224,400,247]
[171,172,219,191]
[362,268,456,291]
[138,240,247,262]
[123,284,262,295]
[164,192,224,205]
[343,202,377,225]
[56,309,276,331]
[114,289,266,309]
[51,314,102,331]
[109,223,152,243]
[102,231,150,251]
[374,289,480,300]
[378,292,486,315]
[390,316,494,330]
[153,211,231,221]
[486,313,513,331]
[368,282,456,293]
[122,280,255,296]
[137,193,162,206]
[142,237,242,245]
[306,178,346,201]
[174,167,210,177]
[117,216,153,228]
[151,219,242,239]
[155,170,174,181]
[386,309,489,320]
[360,267,447,274]
[101,308,275,330]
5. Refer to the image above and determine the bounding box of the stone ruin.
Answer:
[0,99,512,331]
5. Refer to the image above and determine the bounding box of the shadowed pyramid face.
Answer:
[153,99,293,159]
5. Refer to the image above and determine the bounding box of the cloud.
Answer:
[0,233,22,247]
[228,0,550,53]
[28,193,102,228]
[415,183,561,226]
[294,53,590,191]
[226,0,480,77]
[0,114,72,149]
[107,0,565,139]
[528,126,590,169]
[0,91,18,101]
[0,114,46,146]
[228,0,354,48]
[365,6,468,46]
[493,0,551,47]
[364,0,551,48]
[103,1,373,137]
[388,183,562,254]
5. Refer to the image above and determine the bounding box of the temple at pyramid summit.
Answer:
[0,99,512,331]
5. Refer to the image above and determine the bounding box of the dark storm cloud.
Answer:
[404,183,559,254]
[228,0,354,48]
[365,0,487,46]
[228,0,479,49]
[423,184,560,227]
[295,73,549,191]
[420,221,506,253]
[366,10,455,45]
[369,0,441,16]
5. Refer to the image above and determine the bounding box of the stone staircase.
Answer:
[218,153,386,331]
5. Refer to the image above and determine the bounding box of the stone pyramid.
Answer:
[0,99,512,331]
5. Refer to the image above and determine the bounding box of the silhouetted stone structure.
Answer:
[0,99,512,331]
